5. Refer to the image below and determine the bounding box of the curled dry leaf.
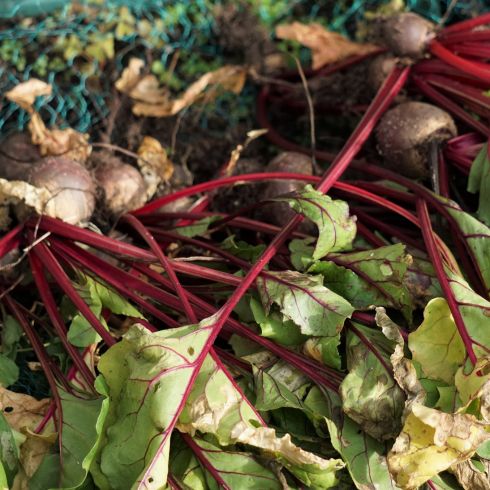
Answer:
[118,60,246,117]
[115,57,170,104]
[376,307,425,414]
[1,388,53,489]
[275,22,380,69]
[137,136,174,199]
[114,57,145,93]
[0,178,52,216]
[28,114,91,163]
[451,459,490,490]
[5,79,91,163]
[5,79,51,112]
[387,403,490,490]
[0,387,49,432]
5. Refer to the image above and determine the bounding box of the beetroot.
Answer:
[29,157,96,225]
[367,54,398,94]
[380,13,435,58]
[93,153,146,215]
[0,133,40,180]
[375,101,457,179]
[257,152,315,232]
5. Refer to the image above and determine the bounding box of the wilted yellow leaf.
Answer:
[408,298,466,384]
[276,22,380,69]
[455,358,490,408]
[388,403,490,490]
[5,79,52,112]
[137,136,174,198]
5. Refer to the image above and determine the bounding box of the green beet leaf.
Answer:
[303,335,341,370]
[0,354,18,387]
[177,352,344,489]
[404,248,442,307]
[169,435,207,490]
[447,271,490,359]
[67,274,144,347]
[221,235,266,262]
[289,237,315,272]
[312,243,413,321]
[408,298,466,385]
[252,358,310,412]
[468,143,490,226]
[274,184,356,260]
[250,297,307,346]
[304,386,400,490]
[93,322,214,490]
[1,315,22,358]
[175,215,220,238]
[339,324,405,440]
[175,435,284,490]
[0,412,18,487]
[257,270,354,337]
[437,193,490,294]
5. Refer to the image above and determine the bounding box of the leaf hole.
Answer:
[187,347,195,355]
[4,406,13,413]
[148,478,154,483]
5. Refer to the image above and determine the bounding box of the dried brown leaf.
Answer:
[5,79,52,112]
[115,57,170,104]
[114,57,145,93]
[12,430,56,490]
[451,460,490,490]
[0,387,49,432]
[275,22,380,69]
[132,65,247,117]
[5,79,91,163]
[376,307,425,415]
[0,178,52,215]
[137,136,174,198]
[28,113,91,163]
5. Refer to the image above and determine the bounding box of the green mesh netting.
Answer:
[0,1,487,134]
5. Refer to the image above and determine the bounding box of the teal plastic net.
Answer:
[0,1,487,134]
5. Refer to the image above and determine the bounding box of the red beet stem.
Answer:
[29,238,115,346]
[439,13,490,36]
[430,39,490,83]
[122,214,198,324]
[423,73,490,111]
[3,294,65,456]
[181,434,233,489]
[416,199,477,365]
[29,252,96,386]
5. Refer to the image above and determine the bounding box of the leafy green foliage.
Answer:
[312,244,413,321]
[468,143,490,226]
[257,270,354,337]
[340,324,405,440]
[93,323,213,489]
[276,185,356,260]
[0,412,18,487]
[437,194,490,294]
[67,274,144,347]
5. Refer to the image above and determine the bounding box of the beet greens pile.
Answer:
[2,9,490,490]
